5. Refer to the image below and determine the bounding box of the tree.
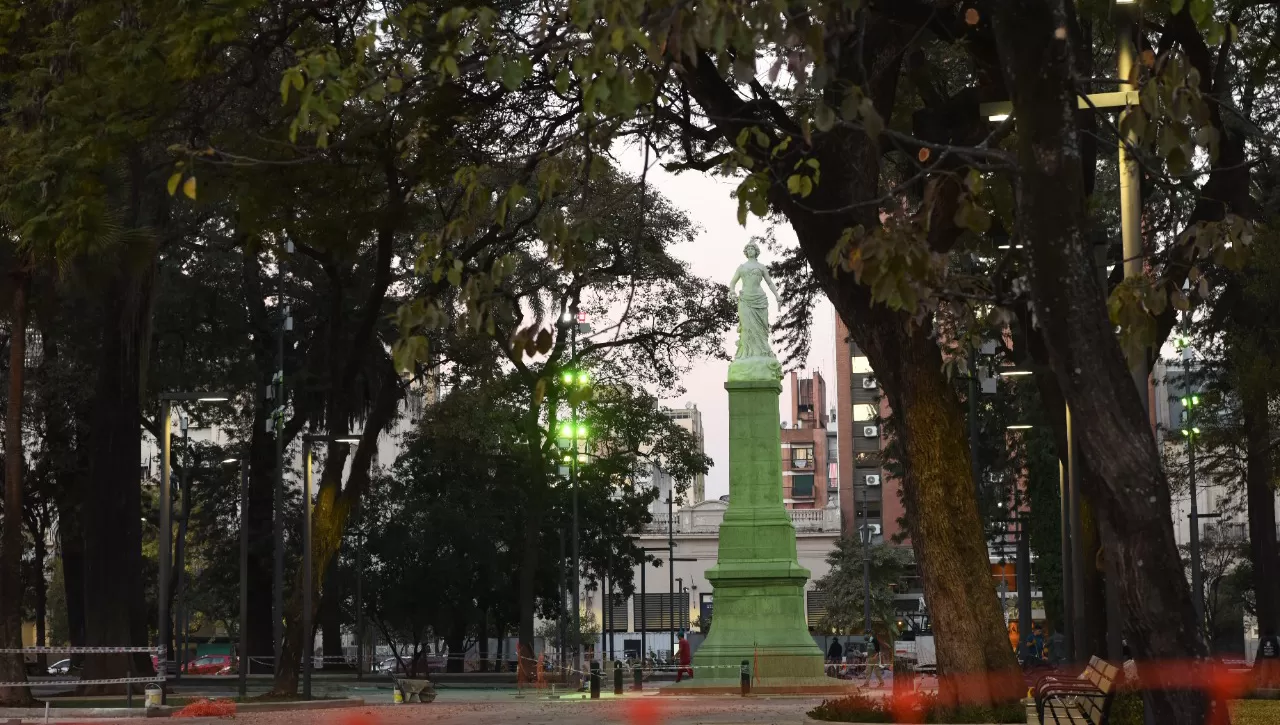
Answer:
[815,537,912,638]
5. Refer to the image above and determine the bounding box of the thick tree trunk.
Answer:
[991,2,1208,722]
[243,247,286,675]
[1,272,32,705]
[445,619,466,674]
[56,497,87,657]
[321,558,345,666]
[270,369,399,695]
[81,272,155,691]
[516,514,540,684]
[1244,396,1280,641]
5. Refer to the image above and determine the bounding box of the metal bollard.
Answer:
[633,661,643,691]
[614,660,624,695]
[590,661,601,699]
[740,659,751,696]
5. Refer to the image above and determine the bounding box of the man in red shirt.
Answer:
[676,630,693,682]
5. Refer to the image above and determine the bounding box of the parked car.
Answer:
[185,654,234,675]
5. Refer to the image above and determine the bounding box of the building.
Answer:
[590,497,842,660]
[666,403,706,505]
[781,371,839,510]
[833,317,906,545]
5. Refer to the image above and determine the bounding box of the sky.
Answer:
[617,149,836,501]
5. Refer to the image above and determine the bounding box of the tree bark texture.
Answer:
[1,271,32,705]
[516,513,541,684]
[991,2,1208,722]
[270,366,400,695]
[81,270,156,690]
[671,16,1020,706]
[1244,396,1280,640]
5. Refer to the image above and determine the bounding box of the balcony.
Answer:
[641,502,840,534]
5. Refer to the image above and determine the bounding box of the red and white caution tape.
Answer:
[0,675,164,687]
[0,646,162,655]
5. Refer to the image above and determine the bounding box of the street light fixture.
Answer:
[156,391,233,698]
[1006,424,1034,430]
[299,432,363,700]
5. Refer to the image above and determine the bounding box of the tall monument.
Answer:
[672,243,840,692]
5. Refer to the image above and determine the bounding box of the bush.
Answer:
[808,692,1025,724]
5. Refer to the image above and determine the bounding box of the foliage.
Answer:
[808,691,1025,723]
[815,537,911,635]
[535,609,600,651]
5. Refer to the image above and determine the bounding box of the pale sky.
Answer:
[618,149,836,501]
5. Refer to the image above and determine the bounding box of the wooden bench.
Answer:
[1036,656,1119,725]
[394,677,437,703]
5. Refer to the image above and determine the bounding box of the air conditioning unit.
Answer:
[862,425,879,438]
[864,474,881,486]
[867,524,882,536]
[861,377,878,389]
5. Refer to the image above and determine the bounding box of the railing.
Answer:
[642,506,840,534]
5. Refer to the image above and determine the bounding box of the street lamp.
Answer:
[1180,395,1206,626]
[156,391,231,697]
[300,432,362,700]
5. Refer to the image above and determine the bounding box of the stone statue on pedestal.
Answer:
[728,242,783,382]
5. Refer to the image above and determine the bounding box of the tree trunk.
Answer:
[321,558,345,666]
[477,610,490,673]
[81,271,155,691]
[270,367,399,695]
[991,2,1208,722]
[445,619,466,674]
[56,496,87,659]
[33,530,48,673]
[1,271,32,705]
[1244,395,1280,641]
[516,514,540,684]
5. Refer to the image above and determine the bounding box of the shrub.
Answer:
[808,692,1025,724]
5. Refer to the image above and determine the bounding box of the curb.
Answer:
[0,697,366,719]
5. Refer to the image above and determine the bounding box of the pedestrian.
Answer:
[1047,626,1067,667]
[863,630,884,687]
[675,630,693,682]
[827,638,843,663]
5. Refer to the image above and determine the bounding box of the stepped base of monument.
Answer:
[660,675,861,695]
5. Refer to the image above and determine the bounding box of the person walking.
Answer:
[826,638,843,676]
[863,631,884,687]
[675,630,693,682]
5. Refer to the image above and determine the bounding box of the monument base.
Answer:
[660,675,860,695]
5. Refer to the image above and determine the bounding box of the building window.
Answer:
[603,594,628,632]
[853,403,877,421]
[806,589,828,628]
[792,474,815,498]
[792,445,814,469]
[634,593,690,630]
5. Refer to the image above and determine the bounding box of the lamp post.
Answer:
[557,309,591,683]
[300,433,362,700]
[157,392,230,698]
[1180,396,1204,626]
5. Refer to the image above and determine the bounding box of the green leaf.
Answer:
[387,75,403,93]
[787,174,803,195]
[814,103,836,132]
[182,176,197,200]
[1171,0,1186,13]
[1189,0,1213,28]
[860,98,883,139]
[167,173,182,196]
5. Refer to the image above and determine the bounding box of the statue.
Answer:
[728,242,782,381]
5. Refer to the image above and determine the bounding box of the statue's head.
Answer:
[743,242,760,259]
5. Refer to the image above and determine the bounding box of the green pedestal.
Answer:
[667,372,845,694]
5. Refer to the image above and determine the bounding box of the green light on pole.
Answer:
[560,422,574,438]
[576,423,588,438]
[562,371,574,385]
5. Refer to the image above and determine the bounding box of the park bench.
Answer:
[1035,656,1119,725]
[394,677,437,703]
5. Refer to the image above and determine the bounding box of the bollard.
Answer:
[614,660,624,695]
[633,661,644,691]
[126,661,134,709]
[740,659,751,696]
[590,661,601,699]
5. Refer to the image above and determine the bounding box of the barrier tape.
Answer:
[0,653,162,660]
[0,675,164,688]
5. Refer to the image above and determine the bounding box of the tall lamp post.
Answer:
[157,391,230,699]
[557,307,591,683]
[300,433,362,700]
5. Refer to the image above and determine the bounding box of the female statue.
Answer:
[728,242,780,365]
